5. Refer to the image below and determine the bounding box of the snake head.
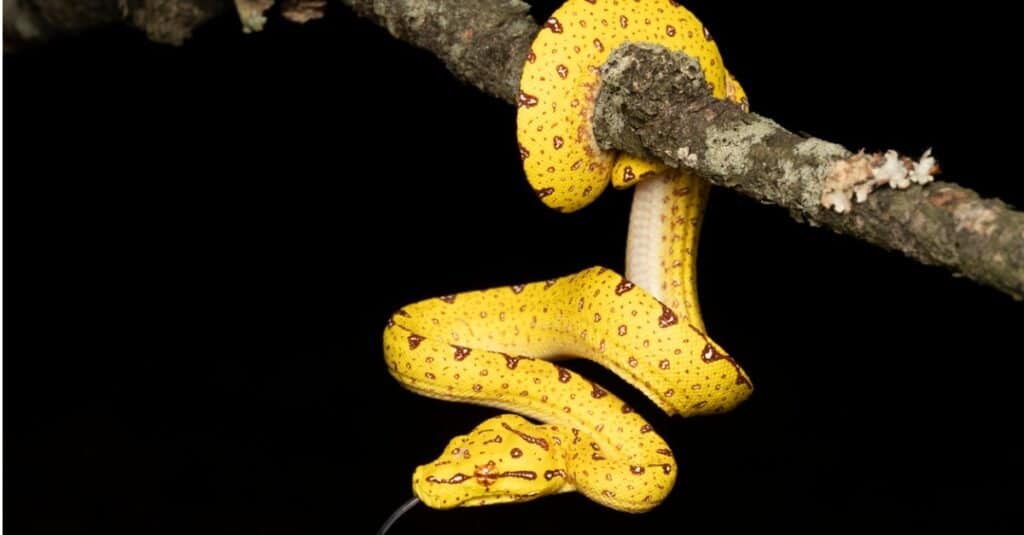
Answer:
[412,414,573,509]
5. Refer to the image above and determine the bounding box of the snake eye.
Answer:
[473,460,498,486]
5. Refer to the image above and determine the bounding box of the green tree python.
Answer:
[382,0,753,518]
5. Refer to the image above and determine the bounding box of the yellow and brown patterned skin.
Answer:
[383,268,751,512]
[382,0,753,514]
[517,0,745,213]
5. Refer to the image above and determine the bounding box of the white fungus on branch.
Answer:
[821,149,939,214]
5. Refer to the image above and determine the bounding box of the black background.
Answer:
[6,1,1024,533]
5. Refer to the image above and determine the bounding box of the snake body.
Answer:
[383,0,751,514]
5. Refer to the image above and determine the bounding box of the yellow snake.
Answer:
[383,0,751,514]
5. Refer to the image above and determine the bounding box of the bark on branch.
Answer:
[4,0,231,47]
[592,45,1023,300]
[9,0,1022,298]
[342,0,1024,300]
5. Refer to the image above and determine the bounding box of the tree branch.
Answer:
[4,0,231,47]
[340,0,535,103]
[592,44,1023,300]
[342,0,1023,300]
[11,0,1020,298]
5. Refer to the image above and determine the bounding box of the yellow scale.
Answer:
[383,0,752,517]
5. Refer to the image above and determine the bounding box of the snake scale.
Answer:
[383,0,752,514]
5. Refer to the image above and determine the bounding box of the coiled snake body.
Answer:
[384,0,752,513]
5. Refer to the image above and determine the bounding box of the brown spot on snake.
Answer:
[517,90,539,108]
[426,473,472,485]
[501,470,537,481]
[501,421,550,451]
[502,354,532,370]
[700,342,752,388]
[452,345,471,360]
[622,166,636,183]
[658,305,678,328]
[615,278,635,295]
[407,334,424,349]
[543,17,563,33]
[545,469,567,480]
[644,464,673,475]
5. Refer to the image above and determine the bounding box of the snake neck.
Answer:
[625,169,710,331]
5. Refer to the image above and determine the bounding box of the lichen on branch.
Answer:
[591,44,1022,299]
[7,0,1021,298]
[342,0,1023,300]
[4,0,323,47]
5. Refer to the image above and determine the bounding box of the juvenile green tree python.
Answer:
[382,0,753,519]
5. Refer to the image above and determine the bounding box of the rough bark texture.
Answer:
[4,0,230,47]
[592,45,1024,300]
[341,1,1023,300]
[340,0,535,102]
[6,0,1022,298]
